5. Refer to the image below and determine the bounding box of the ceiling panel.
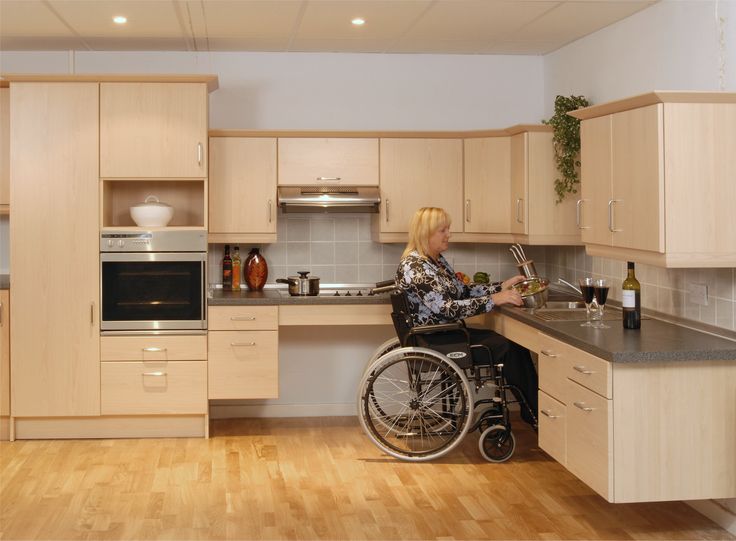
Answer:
[197,0,303,39]
[0,0,73,37]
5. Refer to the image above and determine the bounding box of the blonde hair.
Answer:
[402,207,451,258]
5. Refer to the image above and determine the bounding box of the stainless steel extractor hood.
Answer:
[277,186,381,213]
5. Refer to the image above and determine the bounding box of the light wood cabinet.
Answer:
[0,86,9,211]
[0,290,9,440]
[100,82,208,179]
[462,137,511,234]
[509,129,580,245]
[572,92,736,267]
[10,82,100,417]
[208,306,279,399]
[277,138,378,186]
[209,137,277,243]
[374,138,463,240]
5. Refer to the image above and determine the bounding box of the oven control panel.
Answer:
[100,230,207,252]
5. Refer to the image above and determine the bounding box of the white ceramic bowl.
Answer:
[130,195,174,227]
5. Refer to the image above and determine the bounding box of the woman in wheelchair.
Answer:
[358,207,538,462]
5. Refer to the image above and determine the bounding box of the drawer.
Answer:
[566,381,613,500]
[567,348,611,399]
[101,361,207,415]
[537,333,573,401]
[208,306,278,331]
[208,331,278,399]
[538,391,566,466]
[101,335,207,362]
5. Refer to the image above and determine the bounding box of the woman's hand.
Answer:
[501,274,526,291]
[492,289,523,307]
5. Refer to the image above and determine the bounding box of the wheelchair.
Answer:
[357,280,536,463]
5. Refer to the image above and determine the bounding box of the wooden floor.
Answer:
[0,416,733,541]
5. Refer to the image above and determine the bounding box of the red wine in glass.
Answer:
[594,285,609,305]
[581,284,595,304]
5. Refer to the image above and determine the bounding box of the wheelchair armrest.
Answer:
[409,322,470,341]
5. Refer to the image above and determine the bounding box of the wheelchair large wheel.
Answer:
[363,337,401,374]
[478,424,515,463]
[357,347,472,462]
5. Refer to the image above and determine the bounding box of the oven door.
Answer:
[101,252,207,331]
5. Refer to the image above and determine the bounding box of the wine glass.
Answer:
[579,277,595,327]
[591,279,610,329]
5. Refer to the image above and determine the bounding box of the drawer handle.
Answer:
[573,401,594,412]
[231,316,256,321]
[142,347,167,352]
[142,371,166,377]
[540,409,559,419]
[540,349,558,358]
[573,365,594,375]
[231,342,256,347]
[317,176,341,182]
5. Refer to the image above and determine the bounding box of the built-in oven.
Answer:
[100,230,207,333]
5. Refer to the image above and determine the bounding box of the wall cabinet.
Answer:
[208,306,279,399]
[10,82,100,417]
[462,137,511,234]
[509,129,580,245]
[209,137,277,243]
[100,82,208,179]
[374,138,463,241]
[0,290,8,440]
[278,138,378,186]
[0,86,9,212]
[572,92,736,267]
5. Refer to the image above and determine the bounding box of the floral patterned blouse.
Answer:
[395,251,503,326]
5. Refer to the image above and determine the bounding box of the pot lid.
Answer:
[290,271,320,280]
[133,195,171,208]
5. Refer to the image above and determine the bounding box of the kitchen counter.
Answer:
[0,275,8,289]
[208,288,391,306]
[493,304,736,363]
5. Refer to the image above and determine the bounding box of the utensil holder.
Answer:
[517,260,538,279]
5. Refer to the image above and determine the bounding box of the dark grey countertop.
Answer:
[495,304,736,363]
[208,288,390,306]
[0,274,8,289]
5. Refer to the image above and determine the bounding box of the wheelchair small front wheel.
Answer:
[478,424,515,463]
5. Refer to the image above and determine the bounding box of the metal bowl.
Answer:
[513,277,550,310]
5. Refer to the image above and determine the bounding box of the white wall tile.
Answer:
[335,243,358,265]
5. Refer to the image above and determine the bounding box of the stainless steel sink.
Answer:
[542,301,586,310]
[529,303,621,322]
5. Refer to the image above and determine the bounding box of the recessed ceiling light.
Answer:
[351,17,365,26]
[113,15,127,24]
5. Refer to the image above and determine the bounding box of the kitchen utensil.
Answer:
[513,277,550,310]
[130,195,174,227]
[276,271,320,296]
[516,260,538,279]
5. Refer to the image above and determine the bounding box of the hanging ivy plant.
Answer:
[543,95,590,203]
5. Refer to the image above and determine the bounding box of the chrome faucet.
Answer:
[557,278,582,295]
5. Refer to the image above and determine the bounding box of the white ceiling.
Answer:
[0,0,658,56]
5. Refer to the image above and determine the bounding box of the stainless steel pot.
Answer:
[276,271,320,296]
[513,277,550,310]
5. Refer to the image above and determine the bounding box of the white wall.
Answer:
[0,50,545,130]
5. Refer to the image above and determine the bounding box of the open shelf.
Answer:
[101,179,207,228]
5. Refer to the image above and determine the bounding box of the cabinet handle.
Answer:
[385,199,390,222]
[268,200,273,223]
[540,409,559,419]
[142,371,166,377]
[465,199,471,222]
[573,401,594,412]
[316,176,340,182]
[197,142,203,166]
[515,198,524,223]
[90,302,95,326]
[540,349,558,358]
[573,365,594,375]
[143,347,167,353]
[608,199,623,232]
[231,342,256,347]
[0,301,3,327]
[231,316,256,321]
[576,199,590,229]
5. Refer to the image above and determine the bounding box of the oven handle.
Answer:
[202,258,206,326]
[100,252,207,262]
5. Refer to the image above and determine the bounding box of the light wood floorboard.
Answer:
[0,416,733,540]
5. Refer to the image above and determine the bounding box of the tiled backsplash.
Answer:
[547,246,736,333]
[208,214,736,333]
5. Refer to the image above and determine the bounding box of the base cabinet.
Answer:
[0,290,8,440]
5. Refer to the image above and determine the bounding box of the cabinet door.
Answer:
[0,87,8,208]
[611,105,664,252]
[379,138,463,233]
[100,82,208,178]
[509,133,528,234]
[0,290,8,428]
[209,137,277,235]
[463,137,511,233]
[278,138,378,186]
[580,115,613,246]
[10,83,100,416]
[208,331,278,399]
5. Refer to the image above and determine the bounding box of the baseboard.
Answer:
[210,402,357,419]
[687,499,736,535]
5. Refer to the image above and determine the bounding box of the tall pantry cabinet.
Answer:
[10,82,101,417]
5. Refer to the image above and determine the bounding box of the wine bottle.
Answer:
[231,246,241,291]
[622,261,641,329]
[222,244,233,291]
